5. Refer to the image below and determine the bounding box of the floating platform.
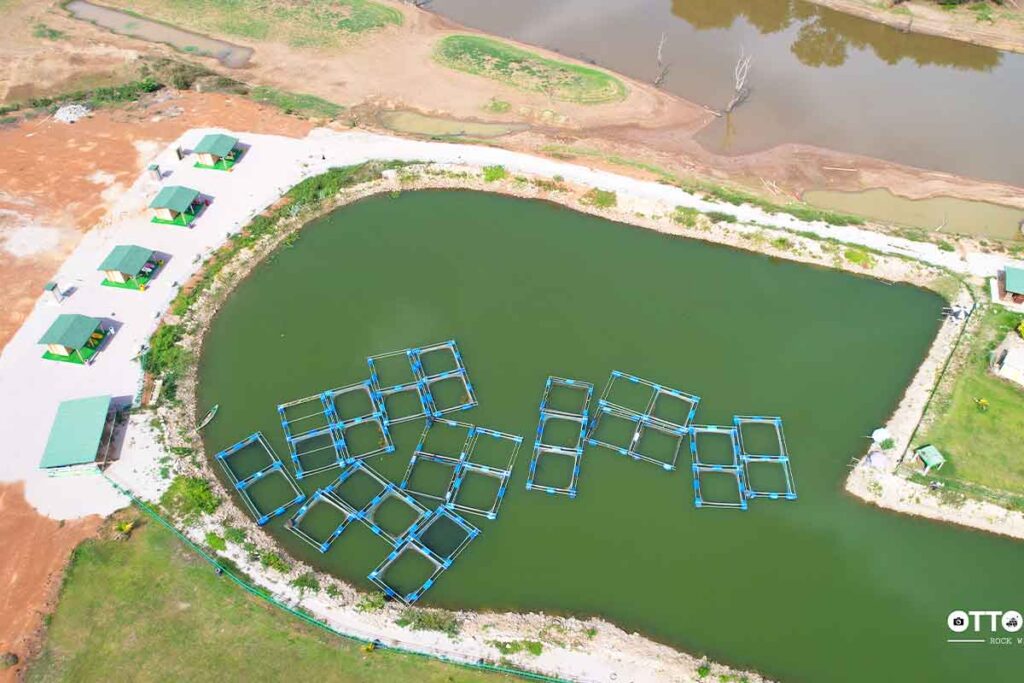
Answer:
[692,463,748,510]
[286,488,358,553]
[526,376,593,499]
[587,371,699,471]
[734,415,797,501]
[214,432,305,525]
[447,426,522,518]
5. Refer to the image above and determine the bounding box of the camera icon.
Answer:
[948,610,970,633]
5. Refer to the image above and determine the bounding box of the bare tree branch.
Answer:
[653,32,670,88]
[723,47,753,114]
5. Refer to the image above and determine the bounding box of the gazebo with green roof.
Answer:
[913,445,946,475]
[194,133,242,170]
[149,185,201,226]
[39,395,111,476]
[1004,266,1024,298]
[98,244,158,290]
[39,313,106,364]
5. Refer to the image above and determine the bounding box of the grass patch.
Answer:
[918,307,1024,496]
[705,211,737,224]
[395,608,461,637]
[355,591,386,613]
[33,24,65,41]
[672,206,700,227]
[28,522,509,681]
[104,0,401,47]
[143,323,188,400]
[249,86,343,118]
[290,572,321,595]
[489,640,543,656]
[160,476,220,522]
[482,165,507,182]
[204,532,226,552]
[581,188,617,208]
[434,35,627,104]
[486,97,511,113]
[843,248,875,268]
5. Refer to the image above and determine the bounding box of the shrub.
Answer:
[487,98,511,113]
[581,188,617,208]
[355,591,386,613]
[290,572,320,595]
[697,661,711,678]
[482,165,507,182]
[205,532,227,551]
[844,248,875,268]
[771,237,794,251]
[160,476,220,520]
[672,206,700,227]
[937,240,956,252]
[259,551,290,573]
[880,438,896,451]
[490,640,543,656]
[395,608,461,637]
[223,525,246,545]
[705,211,737,224]
[0,652,18,669]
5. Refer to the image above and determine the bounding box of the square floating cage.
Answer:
[446,462,510,520]
[340,415,394,461]
[692,463,748,510]
[401,452,462,502]
[411,505,480,564]
[277,391,333,442]
[368,539,448,606]
[539,376,594,418]
[378,381,433,425]
[360,485,431,547]
[417,417,475,461]
[688,424,742,468]
[324,380,382,426]
[537,412,587,453]
[424,370,478,418]
[328,460,392,514]
[464,427,523,472]
[214,432,305,524]
[526,446,582,498]
[286,488,358,553]
[734,416,797,501]
[587,371,700,471]
[285,425,347,480]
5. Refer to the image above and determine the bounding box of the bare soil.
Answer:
[0,483,100,682]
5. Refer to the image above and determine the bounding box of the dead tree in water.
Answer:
[724,48,753,114]
[653,32,670,88]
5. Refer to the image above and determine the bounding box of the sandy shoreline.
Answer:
[4,127,1023,680]
[808,0,1024,54]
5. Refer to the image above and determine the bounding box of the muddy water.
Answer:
[378,110,527,138]
[66,1,253,68]
[428,0,1024,187]
[805,188,1024,241]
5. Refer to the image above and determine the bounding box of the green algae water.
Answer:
[199,191,1022,682]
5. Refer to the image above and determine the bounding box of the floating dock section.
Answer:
[525,376,593,498]
[213,432,305,525]
[587,370,699,471]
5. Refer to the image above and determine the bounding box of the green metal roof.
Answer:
[194,133,238,158]
[1005,266,1024,295]
[915,445,946,468]
[40,395,111,469]
[97,244,153,275]
[149,185,199,213]
[38,314,101,350]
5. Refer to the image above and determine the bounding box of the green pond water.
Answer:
[198,191,1022,682]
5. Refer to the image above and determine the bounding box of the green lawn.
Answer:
[105,0,402,47]
[434,35,627,105]
[915,306,1024,503]
[249,86,344,118]
[28,520,515,682]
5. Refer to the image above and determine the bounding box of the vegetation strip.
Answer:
[434,35,627,104]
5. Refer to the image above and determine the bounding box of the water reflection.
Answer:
[671,0,1000,70]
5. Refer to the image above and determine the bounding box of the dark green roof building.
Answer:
[38,314,105,364]
[195,133,238,158]
[98,245,153,277]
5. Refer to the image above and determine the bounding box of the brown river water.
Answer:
[428,0,1024,188]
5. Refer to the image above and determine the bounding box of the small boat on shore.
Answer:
[196,404,219,432]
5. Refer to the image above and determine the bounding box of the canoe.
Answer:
[196,404,219,431]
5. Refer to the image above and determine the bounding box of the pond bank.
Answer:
[808,0,1024,54]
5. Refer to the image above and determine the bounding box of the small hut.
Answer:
[38,313,106,364]
[1005,266,1024,304]
[194,133,242,170]
[39,395,112,476]
[98,244,157,290]
[149,185,201,226]
[912,445,946,475]
[995,345,1024,388]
